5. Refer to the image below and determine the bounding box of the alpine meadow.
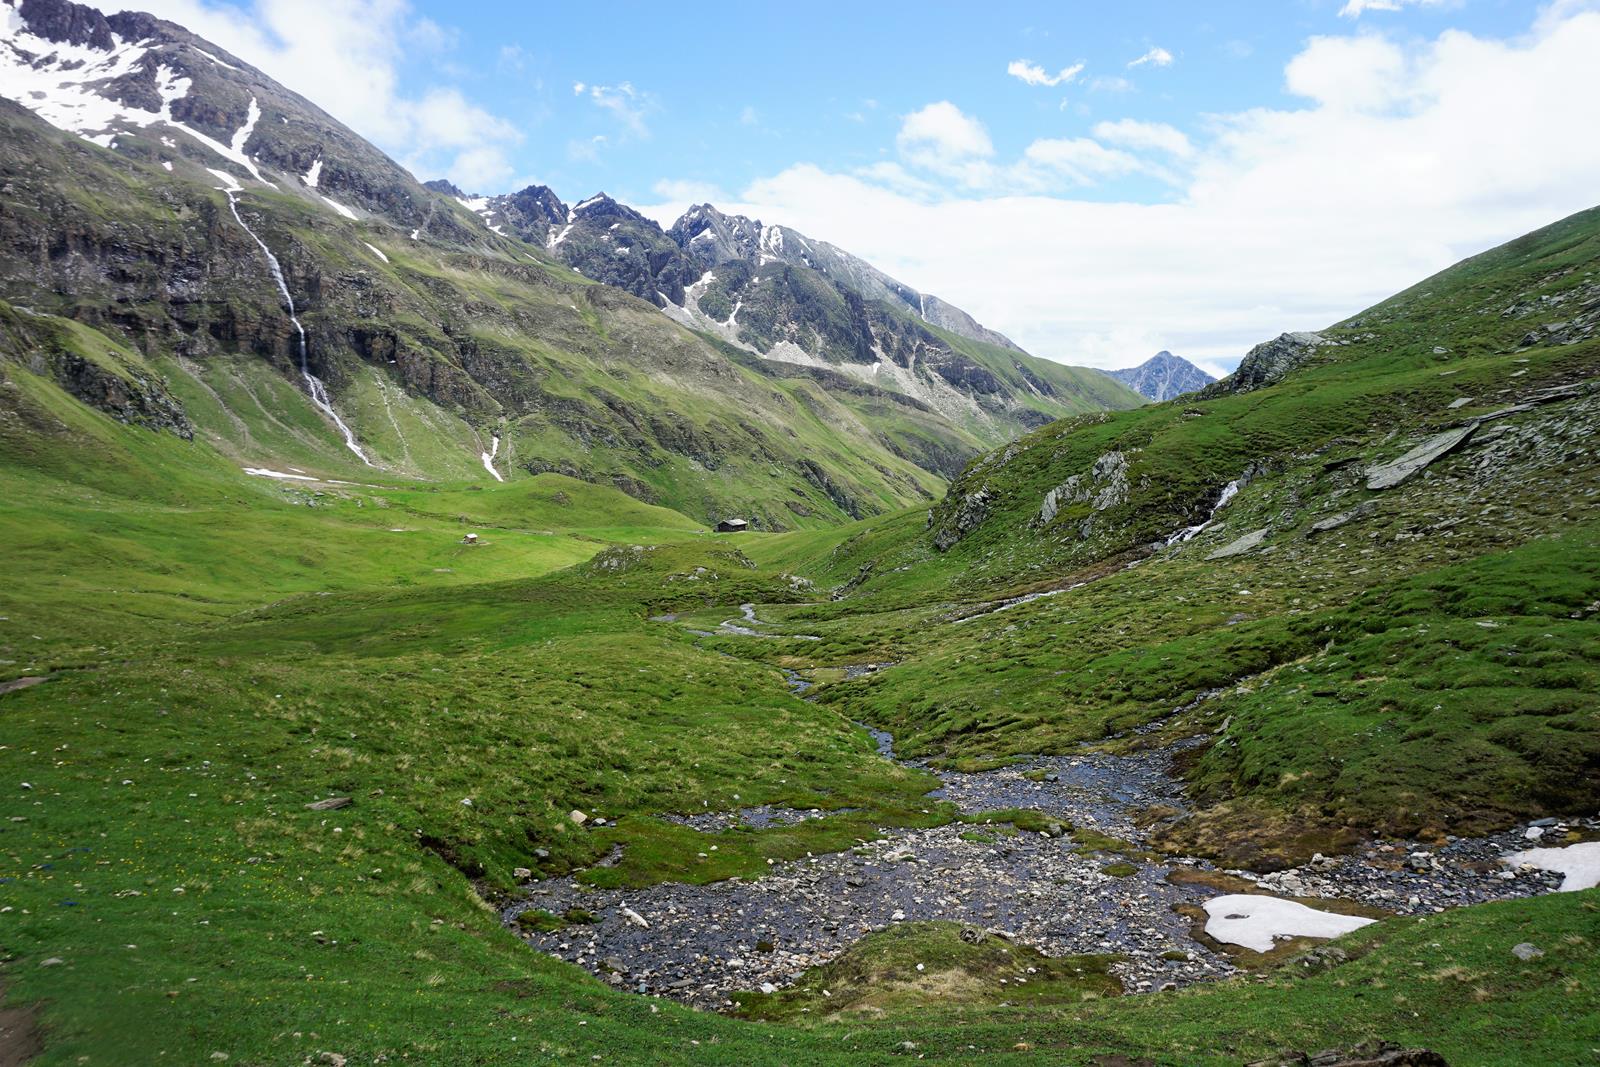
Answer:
[1,1,1597,1065]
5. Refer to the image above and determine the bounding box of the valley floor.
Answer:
[3,278,1599,1062]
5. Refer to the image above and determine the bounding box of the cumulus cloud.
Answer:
[131,0,521,186]
[643,8,1600,371]
[1007,59,1085,87]
[895,101,995,185]
[1127,46,1174,68]
[1284,35,1408,110]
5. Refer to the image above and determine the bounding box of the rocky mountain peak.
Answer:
[669,203,765,267]
[1201,331,1330,398]
[508,183,567,220]
[2,0,456,237]
[1105,351,1215,402]
[423,178,465,198]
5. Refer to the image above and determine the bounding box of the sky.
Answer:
[130,0,1600,374]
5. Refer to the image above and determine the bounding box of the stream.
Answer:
[220,185,371,466]
[502,606,1585,1011]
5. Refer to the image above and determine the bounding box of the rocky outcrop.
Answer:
[50,350,193,437]
[1038,450,1130,532]
[932,487,993,551]
[1203,332,1330,397]
[1206,526,1269,559]
[1366,424,1477,489]
[1,304,192,437]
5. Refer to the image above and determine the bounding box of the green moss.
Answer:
[731,922,1122,1022]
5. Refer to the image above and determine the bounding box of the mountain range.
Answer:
[0,0,1138,530]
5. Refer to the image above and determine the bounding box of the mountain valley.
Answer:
[1,2,1597,1065]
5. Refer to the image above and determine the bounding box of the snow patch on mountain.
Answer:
[1,13,176,146]
[320,195,356,220]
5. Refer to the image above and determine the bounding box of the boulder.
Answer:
[1366,424,1476,490]
[1207,527,1270,560]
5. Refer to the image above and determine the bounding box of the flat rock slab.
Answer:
[0,676,49,697]
[1366,424,1476,490]
[1207,528,1270,560]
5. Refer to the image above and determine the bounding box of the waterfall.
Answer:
[1165,479,1240,546]
[221,191,372,466]
[480,431,503,482]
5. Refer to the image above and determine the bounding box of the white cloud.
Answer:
[1093,118,1194,159]
[1007,59,1085,87]
[129,0,521,186]
[644,8,1600,371]
[895,101,995,185]
[580,81,654,139]
[1128,46,1174,68]
[1021,138,1146,186]
[1284,35,1407,110]
[652,178,729,204]
[446,145,513,190]
[1339,0,1447,17]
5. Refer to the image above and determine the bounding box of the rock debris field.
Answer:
[503,624,1592,1011]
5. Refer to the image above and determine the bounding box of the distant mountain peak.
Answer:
[1105,352,1215,402]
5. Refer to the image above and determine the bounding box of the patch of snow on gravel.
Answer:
[1504,842,1600,892]
[1203,894,1375,954]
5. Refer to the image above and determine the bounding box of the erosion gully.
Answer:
[502,605,1577,1012]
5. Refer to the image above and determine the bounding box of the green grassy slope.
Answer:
[0,397,1594,1065]
[731,207,1600,863]
[1,452,1594,1064]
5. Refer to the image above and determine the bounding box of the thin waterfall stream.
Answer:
[222,190,371,465]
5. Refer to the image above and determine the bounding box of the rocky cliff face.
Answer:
[1106,351,1214,401]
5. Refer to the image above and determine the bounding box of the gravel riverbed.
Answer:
[504,619,1579,1011]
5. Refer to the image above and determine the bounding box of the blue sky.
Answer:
[397,0,1536,204]
[140,0,1600,371]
